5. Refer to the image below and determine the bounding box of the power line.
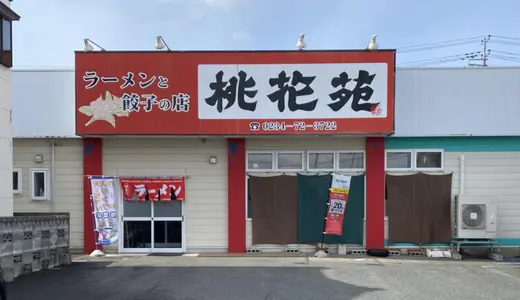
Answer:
[492,35,520,42]
[396,36,484,54]
[396,35,520,67]
[398,40,481,53]
[398,52,481,67]
[400,58,464,67]
[491,50,520,57]
[488,54,520,63]
[395,35,520,55]
[396,36,484,50]
[490,40,520,47]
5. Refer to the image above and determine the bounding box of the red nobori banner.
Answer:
[324,192,349,235]
[75,51,395,135]
[119,177,185,201]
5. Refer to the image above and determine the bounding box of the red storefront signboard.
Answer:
[119,177,185,201]
[75,51,395,135]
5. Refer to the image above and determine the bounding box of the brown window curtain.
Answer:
[248,175,298,245]
[386,173,423,245]
[421,173,453,244]
[387,173,453,245]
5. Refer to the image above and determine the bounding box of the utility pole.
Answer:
[468,35,491,67]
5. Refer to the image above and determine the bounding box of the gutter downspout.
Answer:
[51,139,56,211]
[459,154,465,195]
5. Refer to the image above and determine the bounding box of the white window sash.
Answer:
[307,150,335,171]
[13,168,22,194]
[337,150,366,171]
[29,168,50,200]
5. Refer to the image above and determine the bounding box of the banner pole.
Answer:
[319,201,329,251]
[317,174,333,255]
[89,186,104,256]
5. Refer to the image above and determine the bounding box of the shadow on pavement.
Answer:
[7,261,383,300]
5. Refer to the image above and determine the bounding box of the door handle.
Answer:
[182,215,184,222]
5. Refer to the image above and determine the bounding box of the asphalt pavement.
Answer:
[6,255,520,300]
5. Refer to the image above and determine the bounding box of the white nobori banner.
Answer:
[89,176,118,246]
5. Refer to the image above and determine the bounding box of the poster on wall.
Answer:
[325,173,352,235]
[119,177,185,201]
[330,173,352,193]
[89,176,118,245]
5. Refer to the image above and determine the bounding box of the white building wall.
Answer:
[12,138,84,249]
[390,152,520,242]
[454,152,520,240]
[245,137,366,248]
[0,53,13,217]
[11,69,77,138]
[102,138,228,252]
[394,67,520,137]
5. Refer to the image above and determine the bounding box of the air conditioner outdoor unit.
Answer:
[453,194,498,239]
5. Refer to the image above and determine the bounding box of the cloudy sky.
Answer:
[10,0,520,68]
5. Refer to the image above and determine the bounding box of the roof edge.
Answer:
[0,1,20,20]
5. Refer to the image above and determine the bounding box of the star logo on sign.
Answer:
[250,122,260,131]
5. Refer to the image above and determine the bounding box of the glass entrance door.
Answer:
[120,200,185,253]
[152,201,184,253]
[121,201,153,252]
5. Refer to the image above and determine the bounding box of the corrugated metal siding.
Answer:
[12,138,84,249]
[245,137,366,248]
[445,153,461,197]
[11,69,77,138]
[461,152,520,239]
[102,138,228,252]
[394,67,520,137]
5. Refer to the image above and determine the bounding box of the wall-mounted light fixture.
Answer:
[83,37,106,52]
[155,36,171,51]
[34,154,44,163]
[209,155,218,165]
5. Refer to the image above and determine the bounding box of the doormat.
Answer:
[147,253,184,257]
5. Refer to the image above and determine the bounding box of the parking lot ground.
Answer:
[7,256,520,300]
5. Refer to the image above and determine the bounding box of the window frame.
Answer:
[385,149,414,171]
[337,150,366,172]
[275,150,305,172]
[246,151,275,172]
[307,150,336,172]
[29,168,50,201]
[12,168,21,194]
[0,17,13,68]
[414,149,444,171]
